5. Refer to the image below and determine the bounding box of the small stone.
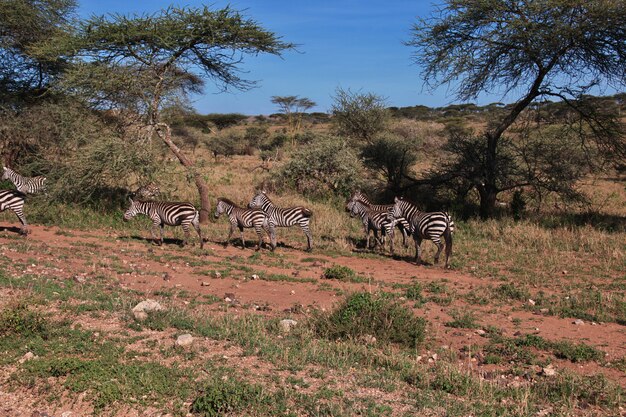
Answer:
[475,329,486,336]
[542,365,557,377]
[201,281,210,287]
[279,319,298,333]
[527,299,536,306]
[132,299,163,321]
[251,274,259,280]
[162,273,170,281]
[224,297,232,303]
[431,353,438,361]
[416,355,423,362]
[19,351,37,363]
[73,275,86,284]
[561,270,568,275]
[573,319,584,325]
[176,333,194,347]
[61,412,73,417]
[214,271,222,278]
[290,290,295,295]
[539,308,549,314]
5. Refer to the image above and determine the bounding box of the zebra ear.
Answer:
[394,196,400,203]
[128,196,134,204]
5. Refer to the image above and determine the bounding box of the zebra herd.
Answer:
[0,167,454,268]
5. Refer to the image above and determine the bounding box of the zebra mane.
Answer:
[217,197,240,207]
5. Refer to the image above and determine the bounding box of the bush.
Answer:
[314,292,427,349]
[322,265,356,281]
[273,135,366,199]
[191,377,269,416]
[0,303,48,338]
[361,132,418,193]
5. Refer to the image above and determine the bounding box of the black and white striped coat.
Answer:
[390,197,454,268]
[248,190,313,251]
[0,190,28,235]
[123,198,203,248]
[346,199,396,253]
[349,191,410,248]
[2,167,46,194]
[215,197,272,251]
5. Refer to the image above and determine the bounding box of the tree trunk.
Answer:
[478,185,498,220]
[479,132,500,219]
[155,123,211,223]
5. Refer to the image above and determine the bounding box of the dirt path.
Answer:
[1,223,625,387]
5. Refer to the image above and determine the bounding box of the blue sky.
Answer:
[77,1,493,115]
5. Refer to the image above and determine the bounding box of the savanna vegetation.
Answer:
[0,0,624,416]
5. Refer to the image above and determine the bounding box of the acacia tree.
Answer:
[271,95,316,135]
[0,0,76,105]
[331,88,390,143]
[407,0,626,218]
[40,5,293,222]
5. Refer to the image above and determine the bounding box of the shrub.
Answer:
[191,377,268,416]
[314,292,427,349]
[273,135,366,199]
[361,132,418,194]
[0,303,48,338]
[322,265,356,281]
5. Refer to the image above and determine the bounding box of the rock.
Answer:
[73,275,86,284]
[290,290,295,295]
[176,333,194,347]
[251,274,259,280]
[527,299,536,306]
[132,299,163,321]
[201,281,210,287]
[431,353,438,361]
[19,351,37,363]
[542,364,557,377]
[475,329,486,336]
[214,271,222,278]
[539,308,549,314]
[573,319,584,325]
[561,270,568,275]
[279,319,298,333]
[162,273,170,281]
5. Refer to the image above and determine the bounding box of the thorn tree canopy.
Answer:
[407,0,626,219]
[38,5,294,222]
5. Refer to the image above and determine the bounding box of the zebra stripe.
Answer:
[123,198,203,248]
[349,190,411,247]
[215,197,272,251]
[390,197,454,268]
[0,190,28,234]
[346,199,396,253]
[248,190,313,252]
[2,167,47,194]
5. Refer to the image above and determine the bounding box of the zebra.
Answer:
[349,190,411,248]
[346,199,396,253]
[0,190,28,235]
[123,197,203,248]
[389,197,454,268]
[2,167,46,194]
[214,197,273,251]
[247,190,313,252]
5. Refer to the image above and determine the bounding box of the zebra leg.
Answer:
[254,226,263,251]
[181,223,190,247]
[149,222,160,245]
[267,225,276,251]
[14,209,28,235]
[433,238,443,264]
[159,223,165,246]
[239,226,246,249]
[302,225,313,252]
[225,223,235,247]
[443,227,453,269]
[414,236,423,265]
[192,217,203,249]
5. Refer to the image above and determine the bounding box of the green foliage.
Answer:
[445,309,481,329]
[314,292,427,349]
[331,87,390,142]
[0,303,48,338]
[191,376,271,417]
[202,113,247,130]
[322,265,356,281]
[273,135,366,198]
[405,282,425,305]
[361,132,418,193]
[493,283,530,301]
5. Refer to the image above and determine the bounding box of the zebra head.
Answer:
[1,167,9,181]
[248,189,269,209]
[214,199,228,218]
[123,197,140,221]
[346,200,363,218]
[390,197,405,221]
[349,190,369,205]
